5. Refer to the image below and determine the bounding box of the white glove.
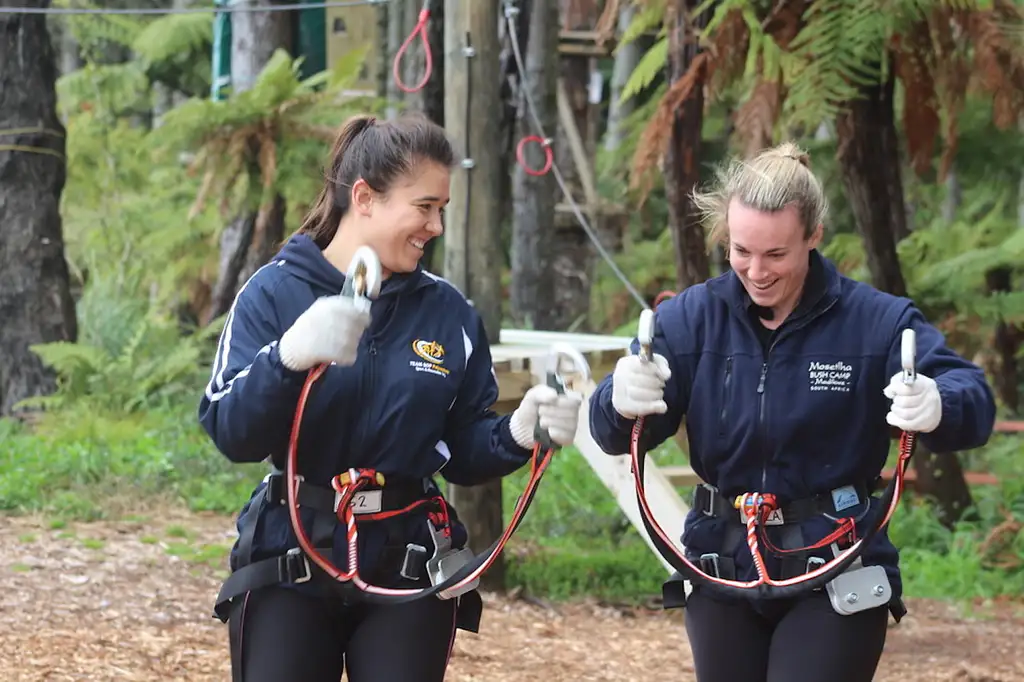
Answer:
[278,295,372,371]
[509,384,582,449]
[611,353,672,419]
[883,372,942,433]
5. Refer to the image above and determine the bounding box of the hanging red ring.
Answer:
[516,135,553,176]
[393,6,433,94]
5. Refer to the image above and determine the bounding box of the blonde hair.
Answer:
[692,141,828,249]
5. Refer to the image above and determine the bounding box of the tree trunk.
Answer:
[664,0,710,291]
[603,4,639,154]
[835,66,971,527]
[551,3,599,331]
[986,267,1019,415]
[0,0,78,417]
[400,0,445,272]
[510,0,559,330]
[203,0,292,324]
[444,0,508,592]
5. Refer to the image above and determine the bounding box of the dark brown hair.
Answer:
[297,112,455,248]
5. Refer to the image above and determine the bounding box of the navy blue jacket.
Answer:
[198,234,534,574]
[589,250,996,598]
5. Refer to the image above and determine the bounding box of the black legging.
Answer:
[229,586,459,682]
[685,587,889,682]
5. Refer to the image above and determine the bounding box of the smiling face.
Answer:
[727,196,822,323]
[350,159,450,275]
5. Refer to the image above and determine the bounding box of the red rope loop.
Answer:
[392,7,433,94]
[653,290,677,308]
[515,135,553,176]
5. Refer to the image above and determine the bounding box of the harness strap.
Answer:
[215,474,444,623]
[686,483,872,585]
[693,483,871,525]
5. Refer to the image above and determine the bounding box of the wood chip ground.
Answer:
[1,510,1021,681]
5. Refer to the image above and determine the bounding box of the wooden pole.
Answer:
[443,0,507,591]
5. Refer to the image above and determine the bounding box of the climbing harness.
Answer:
[214,246,592,622]
[628,307,919,608]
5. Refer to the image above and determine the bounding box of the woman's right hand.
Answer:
[611,353,672,419]
[278,295,372,371]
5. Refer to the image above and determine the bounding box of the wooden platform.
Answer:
[490,329,632,414]
[489,329,687,574]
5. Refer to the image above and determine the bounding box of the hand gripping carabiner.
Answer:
[901,328,916,386]
[533,343,591,450]
[637,308,656,362]
[340,245,383,312]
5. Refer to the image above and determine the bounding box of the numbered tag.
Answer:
[740,507,785,526]
[350,490,383,514]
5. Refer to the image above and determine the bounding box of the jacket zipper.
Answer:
[719,357,733,437]
[755,297,839,492]
[358,339,378,456]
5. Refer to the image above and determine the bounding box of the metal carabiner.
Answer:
[340,245,383,313]
[533,343,591,450]
[637,308,655,363]
[901,328,916,386]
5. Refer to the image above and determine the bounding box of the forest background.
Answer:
[1,0,1023,606]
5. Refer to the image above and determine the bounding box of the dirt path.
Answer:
[1,510,1021,681]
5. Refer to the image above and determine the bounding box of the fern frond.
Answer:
[785,0,889,128]
[620,36,668,102]
[733,77,783,157]
[619,0,666,47]
[630,51,710,202]
[894,19,941,176]
[132,13,213,65]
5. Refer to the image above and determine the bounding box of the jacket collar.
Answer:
[707,248,842,324]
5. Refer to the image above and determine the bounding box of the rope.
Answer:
[392,0,433,94]
[0,127,65,159]
[0,0,388,15]
[502,1,650,311]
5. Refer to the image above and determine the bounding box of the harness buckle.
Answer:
[400,543,429,580]
[284,547,312,584]
[699,553,721,578]
[697,484,717,517]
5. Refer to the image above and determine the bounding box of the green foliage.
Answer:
[18,312,215,414]
[132,13,214,97]
[620,37,667,103]
[150,47,378,224]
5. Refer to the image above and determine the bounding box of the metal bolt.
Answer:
[844,592,859,604]
[872,585,886,596]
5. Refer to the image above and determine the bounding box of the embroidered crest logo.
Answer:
[411,339,449,377]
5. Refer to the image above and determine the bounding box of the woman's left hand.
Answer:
[509,385,582,450]
[883,372,942,433]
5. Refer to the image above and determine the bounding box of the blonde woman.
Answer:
[588,142,995,682]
